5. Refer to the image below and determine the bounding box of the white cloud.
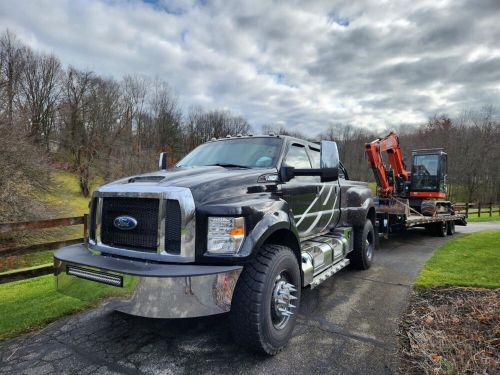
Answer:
[1,0,499,134]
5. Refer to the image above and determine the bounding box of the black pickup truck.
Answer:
[54,135,376,354]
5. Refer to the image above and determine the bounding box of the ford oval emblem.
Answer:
[113,216,138,230]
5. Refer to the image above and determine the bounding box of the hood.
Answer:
[100,166,278,204]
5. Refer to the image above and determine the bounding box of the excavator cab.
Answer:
[409,150,447,199]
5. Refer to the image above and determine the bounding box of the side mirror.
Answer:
[159,152,168,170]
[319,140,339,182]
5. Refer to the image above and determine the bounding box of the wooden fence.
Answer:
[454,203,500,218]
[0,215,87,284]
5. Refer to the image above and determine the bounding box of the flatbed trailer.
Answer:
[374,197,467,238]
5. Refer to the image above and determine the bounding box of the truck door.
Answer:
[307,146,341,233]
[280,143,319,236]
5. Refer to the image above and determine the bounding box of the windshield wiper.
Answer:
[207,163,251,169]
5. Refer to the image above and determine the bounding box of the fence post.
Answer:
[83,213,88,242]
[465,202,469,218]
[489,203,493,217]
[478,203,481,218]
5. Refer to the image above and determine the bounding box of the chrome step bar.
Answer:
[309,259,350,289]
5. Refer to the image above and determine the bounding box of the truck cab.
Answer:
[54,135,376,354]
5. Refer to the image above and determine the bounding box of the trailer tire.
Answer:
[432,221,447,237]
[349,219,375,270]
[447,221,456,235]
[230,244,301,355]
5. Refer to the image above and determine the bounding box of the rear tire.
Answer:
[447,221,455,235]
[349,219,375,270]
[230,244,301,355]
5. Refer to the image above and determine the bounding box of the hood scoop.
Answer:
[128,176,165,183]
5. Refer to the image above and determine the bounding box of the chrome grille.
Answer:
[89,187,196,263]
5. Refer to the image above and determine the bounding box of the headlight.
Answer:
[207,217,245,254]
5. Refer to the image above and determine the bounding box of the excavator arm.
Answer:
[365,131,409,197]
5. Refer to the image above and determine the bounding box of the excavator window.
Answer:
[411,154,439,191]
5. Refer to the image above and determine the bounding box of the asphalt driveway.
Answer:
[1,222,498,375]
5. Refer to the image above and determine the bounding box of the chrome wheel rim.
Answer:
[271,272,297,330]
[366,231,374,261]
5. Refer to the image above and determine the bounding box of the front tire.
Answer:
[230,244,301,355]
[349,219,375,270]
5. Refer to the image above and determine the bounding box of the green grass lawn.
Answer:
[0,273,135,339]
[40,171,100,216]
[464,212,500,222]
[415,230,500,288]
[0,170,124,340]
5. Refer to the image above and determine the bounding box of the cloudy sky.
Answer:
[1,0,499,134]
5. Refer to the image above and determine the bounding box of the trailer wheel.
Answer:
[230,244,300,355]
[447,221,456,235]
[349,219,375,270]
[432,221,447,237]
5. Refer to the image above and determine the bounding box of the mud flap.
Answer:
[374,222,380,249]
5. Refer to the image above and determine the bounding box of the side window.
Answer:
[284,144,311,169]
[309,147,320,168]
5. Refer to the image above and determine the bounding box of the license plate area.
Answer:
[66,265,123,287]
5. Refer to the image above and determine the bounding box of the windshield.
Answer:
[176,137,283,168]
[411,154,439,190]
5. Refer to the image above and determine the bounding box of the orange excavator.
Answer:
[365,132,465,237]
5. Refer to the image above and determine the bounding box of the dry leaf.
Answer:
[431,353,442,362]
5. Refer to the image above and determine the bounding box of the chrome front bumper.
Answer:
[54,245,242,318]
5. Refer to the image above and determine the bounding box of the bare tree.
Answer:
[150,79,183,162]
[0,30,25,127]
[184,107,252,151]
[18,49,62,148]
[0,121,51,222]
[58,67,95,195]
[122,74,149,152]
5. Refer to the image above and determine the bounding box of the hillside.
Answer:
[0,171,99,272]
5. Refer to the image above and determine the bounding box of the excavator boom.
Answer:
[365,131,409,197]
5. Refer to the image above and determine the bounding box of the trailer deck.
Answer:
[404,214,466,228]
[374,197,467,237]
